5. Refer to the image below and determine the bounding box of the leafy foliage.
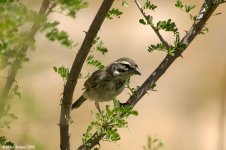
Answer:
[93,37,108,55]
[0,136,14,150]
[156,19,178,33]
[143,0,157,11]
[148,35,186,56]
[53,66,69,80]
[175,0,196,20]
[0,1,38,69]
[175,0,196,13]
[143,136,163,150]
[85,36,108,69]
[139,15,153,25]
[40,21,78,49]
[53,0,88,18]
[86,55,104,69]
[53,66,69,83]
[122,0,129,7]
[82,98,138,149]
[125,79,139,96]
[106,8,123,19]
[138,1,188,56]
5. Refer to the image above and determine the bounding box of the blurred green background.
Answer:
[0,0,226,150]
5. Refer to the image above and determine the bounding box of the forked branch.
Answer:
[134,0,169,49]
[77,0,223,149]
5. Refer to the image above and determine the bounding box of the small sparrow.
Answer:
[71,57,141,112]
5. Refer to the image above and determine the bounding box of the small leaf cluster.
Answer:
[138,1,188,56]
[148,34,186,56]
[156,19,178,33]
[106,8,123,19]
[53,66,69,82]
[175,0,196,13]
[125,79,139,96]
[148,43,177,56]
[40,21,78,49]
[93,37,108,55]
[143,0,157,11]
[53,0,88,18]
[175,0,196,21]
[86,36,108,69]
[122,0,129,7]
[0,136,14,150]
[139,15,153,26]
[82,98,138,149]
[143,136,164,150]
[86,55,104,69]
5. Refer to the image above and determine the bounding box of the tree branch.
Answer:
[77,0,223,149]
[0,0,50,116]
[134,0,170,49]
[59,0,114,150]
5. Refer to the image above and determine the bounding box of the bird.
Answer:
[71,57,141,112]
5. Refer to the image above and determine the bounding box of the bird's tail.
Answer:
[71,96,87,110]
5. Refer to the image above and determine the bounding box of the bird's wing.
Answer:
[84,69,107,89]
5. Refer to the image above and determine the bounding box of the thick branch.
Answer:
[0,0,50,115]
[59,0,114,150]
[77,0,222,149]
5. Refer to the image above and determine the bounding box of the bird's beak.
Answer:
[133,67,141,75]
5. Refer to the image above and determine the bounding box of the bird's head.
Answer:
[107,57,141,78]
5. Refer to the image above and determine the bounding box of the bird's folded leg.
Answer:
[95,101,102,113]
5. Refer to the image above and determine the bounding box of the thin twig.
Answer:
[134,0,169,49]
[45,1,57,17]
[59,0,114,150]
[77,0,223,149]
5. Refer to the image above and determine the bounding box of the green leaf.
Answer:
[41,21,77,49]
[86,55,105,69]
[0,136,14,150]
[82,98,138,147]
[130,110,138,116]
[106,8,123,19]
[146,15,153,25]
[96,41,108,55]
[122,0,128,7]
[156,19,178,33]
[53,66,70,81]
[54,0,88,18]
[175,0,184,8]
[185,4,196,13]
[139,19,146,25]
[143,0,157,10]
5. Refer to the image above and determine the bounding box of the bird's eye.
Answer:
[122,63,131,69]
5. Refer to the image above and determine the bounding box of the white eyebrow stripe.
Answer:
[113,61,131,65]
[120,61,130,65]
